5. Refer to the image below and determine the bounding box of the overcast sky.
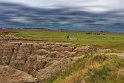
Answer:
[0,0,124,13]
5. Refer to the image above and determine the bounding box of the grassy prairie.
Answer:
[12,30,124,50]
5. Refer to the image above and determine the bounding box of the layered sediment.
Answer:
[0,35,95,83]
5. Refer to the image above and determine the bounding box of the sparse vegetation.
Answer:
[85,54,124,83]
[46,53,124,83]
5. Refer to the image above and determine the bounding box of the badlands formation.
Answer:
[0,35,96,83]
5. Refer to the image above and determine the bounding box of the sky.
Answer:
[0,0,124,13]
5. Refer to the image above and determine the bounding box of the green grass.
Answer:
[46,58,85,83]
[46,53,124,83]
[14,31,71,42]
[11,30,124,50]
[85,54,124,83]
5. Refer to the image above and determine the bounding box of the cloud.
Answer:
[0,0,124,13]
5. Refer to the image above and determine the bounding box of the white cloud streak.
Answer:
[0,0,124,13]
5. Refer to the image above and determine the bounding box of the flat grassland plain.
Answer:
[8,29,124,50]
[0,29,124,83]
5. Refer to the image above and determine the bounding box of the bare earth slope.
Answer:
[0,35,95,83]
[0,65,36,83]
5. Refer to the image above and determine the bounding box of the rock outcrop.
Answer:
[0,35,95,83]
[0,65,36,83]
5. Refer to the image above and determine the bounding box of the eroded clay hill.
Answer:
[0,35,96,83]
